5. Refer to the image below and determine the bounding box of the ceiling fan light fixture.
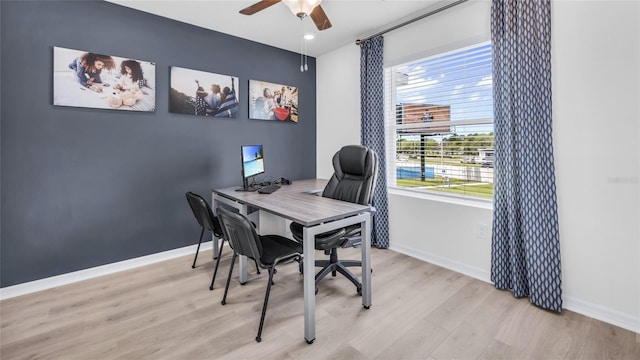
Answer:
[282,0,322,18]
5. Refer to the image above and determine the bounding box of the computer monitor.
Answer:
[237,144,265,191]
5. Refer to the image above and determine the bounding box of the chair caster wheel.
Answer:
[306,338,315,344]
[256,337,261,342]
[364,305,370,309]
[240,282,246,286]
[221,300,226,305]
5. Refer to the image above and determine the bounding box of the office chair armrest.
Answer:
[341,235,362,249]
[304,189,324,196]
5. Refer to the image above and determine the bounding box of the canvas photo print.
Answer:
[53,46,155,111]
[169,67,239,118]
[249,79,298,122]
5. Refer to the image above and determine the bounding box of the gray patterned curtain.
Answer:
[491,0,562,311]
[360,36,389,248]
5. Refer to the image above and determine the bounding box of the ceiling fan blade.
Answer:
[310,5,332,31]
[239,0,282,15]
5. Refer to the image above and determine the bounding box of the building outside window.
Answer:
[385,42,494,200]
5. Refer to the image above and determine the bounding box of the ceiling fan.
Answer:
[240,0,332,31]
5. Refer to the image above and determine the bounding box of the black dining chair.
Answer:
[217,206,302,343]
[185,191,259,290]
[289,145,377,295]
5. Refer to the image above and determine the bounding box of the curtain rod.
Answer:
[355,0,470,45]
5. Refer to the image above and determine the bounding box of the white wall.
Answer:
[316,0,640,333]
[315,44,362,178]
[552,0,639,331]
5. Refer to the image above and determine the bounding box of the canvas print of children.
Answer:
[53,46,156,112]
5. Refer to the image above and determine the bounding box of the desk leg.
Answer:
[361,213,372,308]
[211,194,220,260]
[212,237,220,260]
[303,226,316,344]
[238,203,249,284]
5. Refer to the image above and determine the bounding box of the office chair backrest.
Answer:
[216,207,263,266]
[322,145,377,206]
[186,192,223,238]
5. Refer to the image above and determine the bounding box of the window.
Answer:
[385,43,494,200]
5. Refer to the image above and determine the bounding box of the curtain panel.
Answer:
[360,36,389,248]
[491,0,562,311]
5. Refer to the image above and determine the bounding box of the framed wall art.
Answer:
[249,79,298,122]
[53,46,156,112]
[169,66,239,118]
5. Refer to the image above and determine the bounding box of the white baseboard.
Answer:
[389,243,491,283]
[0,241,213,301]
[563,296,640,334]
[389,243,639,334]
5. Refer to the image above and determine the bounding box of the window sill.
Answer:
[388,186,493,210]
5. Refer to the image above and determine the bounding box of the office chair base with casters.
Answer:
[290,221,364,294]
[314,248,362,295]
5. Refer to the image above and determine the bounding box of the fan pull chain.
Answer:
[300,35,304,72]
[304,47,308,71]
[300,17,306,72]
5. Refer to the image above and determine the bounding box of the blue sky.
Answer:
[395,42,493,123]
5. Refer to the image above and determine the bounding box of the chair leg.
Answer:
[340,260,362,268]
[221,252,237,305]
[314,259,331,268]
[314,263,336,284]
[256,267,275,343]
[330,249,338,277]
[191,228,205,268]
[254,259,261,275]
[209,240,225,291]
[334,263,362,294]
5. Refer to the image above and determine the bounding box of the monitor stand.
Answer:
[235,185,260,192]
[236,177,261,192]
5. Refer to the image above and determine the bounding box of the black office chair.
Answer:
[289,145,377,295]
[185,192,259,291]
[217,206,302,343]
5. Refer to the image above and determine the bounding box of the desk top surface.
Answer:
[213,179,371,227]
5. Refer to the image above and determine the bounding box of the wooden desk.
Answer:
[212,179,372,344]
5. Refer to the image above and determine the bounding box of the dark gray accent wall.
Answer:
[0,0,317,287]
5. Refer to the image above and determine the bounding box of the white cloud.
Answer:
[477,75,492,87]
[404,95,426,103]
[408,66,426,76]
[452,84,465,95]
[412,78,438,86]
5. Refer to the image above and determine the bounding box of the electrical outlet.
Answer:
[476,223,489,240]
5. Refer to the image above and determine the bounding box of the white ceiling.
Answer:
[105,0,450,57]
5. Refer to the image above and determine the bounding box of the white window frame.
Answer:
[384,42,494,208]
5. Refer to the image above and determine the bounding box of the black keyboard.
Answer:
[258,184,281,194]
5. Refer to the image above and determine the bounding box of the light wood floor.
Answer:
[1,248,638,359]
